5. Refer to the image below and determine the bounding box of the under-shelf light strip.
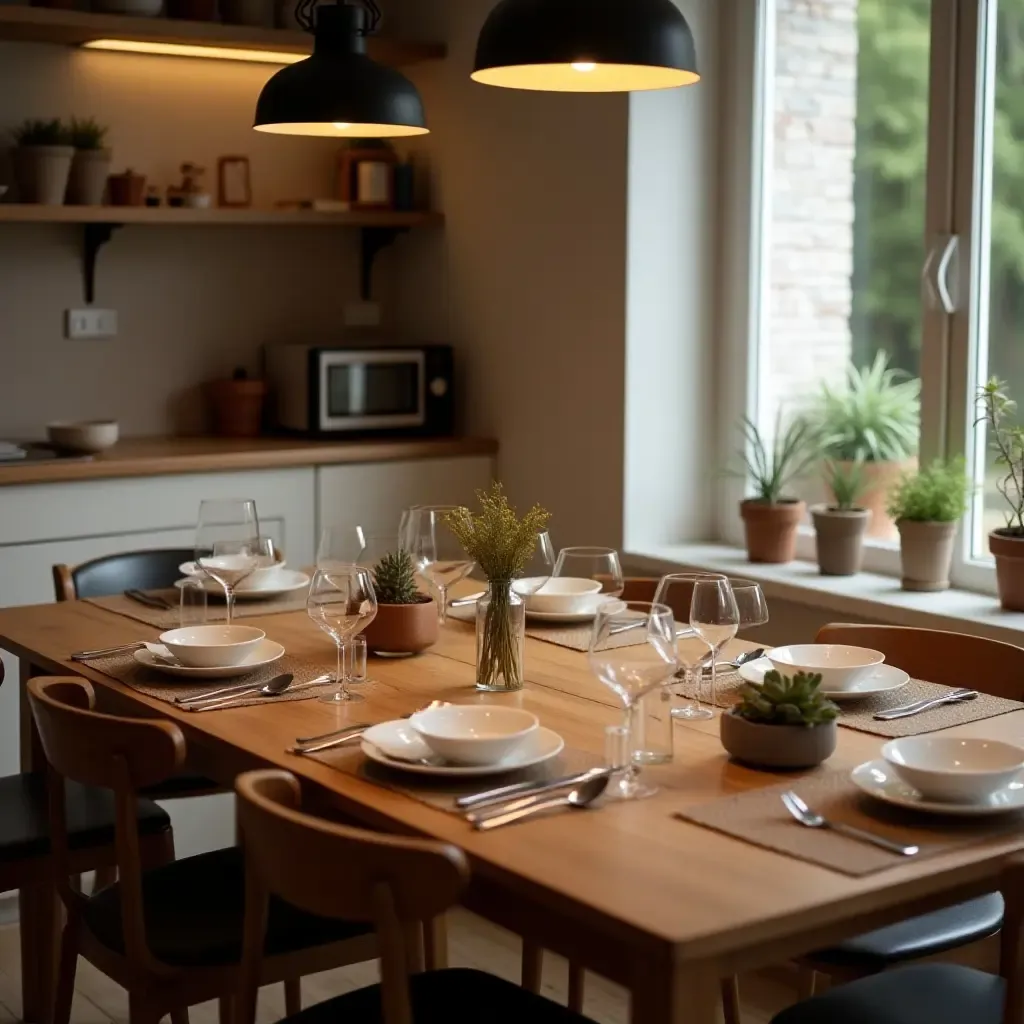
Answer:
[82,39,304,64]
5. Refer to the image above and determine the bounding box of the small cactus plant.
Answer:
[734,670,839,728]
[371,549,421,605]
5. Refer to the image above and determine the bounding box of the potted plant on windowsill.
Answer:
[361,549,438,656]
[977,378,1024,610]
[720,670,839,769]
[808,353,921,543]
[811,460,870,576]
[11,118,73,205]
[887,458,970,592]
[736,412,820,564]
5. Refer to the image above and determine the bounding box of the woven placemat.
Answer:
[86,650,347,711]
[674,670,1024,738]
[86,588,309,629]
[676,768,1023,877]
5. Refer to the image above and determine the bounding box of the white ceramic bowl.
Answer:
[159,625,266,668]
[767,644,884,691]
[515,577,603,614]
[882,737,1024,803]
[180,557,286,590]
[409,705,540,766]
[47,420,119,454]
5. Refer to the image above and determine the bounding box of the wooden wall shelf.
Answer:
[0,5,445,64]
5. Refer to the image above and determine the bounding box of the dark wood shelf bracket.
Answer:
[360,225,409,301]
[82,222,122,304]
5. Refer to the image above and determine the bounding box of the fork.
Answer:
[780,791,919,857]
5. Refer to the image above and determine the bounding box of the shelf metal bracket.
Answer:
[83,222,123,305]
[359,225,409,301]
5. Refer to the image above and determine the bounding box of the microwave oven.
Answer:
[265,344,454,437]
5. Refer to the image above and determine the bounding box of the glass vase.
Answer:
[475,580,525,691]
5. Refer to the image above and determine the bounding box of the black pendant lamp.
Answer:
[473,0,699,93]
[254,0,428,137]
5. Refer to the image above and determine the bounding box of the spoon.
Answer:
[472,775,610,831]
[184,673,294,711]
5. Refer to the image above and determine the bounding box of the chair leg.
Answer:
[424,914,449,970]
[218,996,234,1024]
[171,1009,191,1024]
[18,879,60,1024]
[284,980,301,1016]
[128,995,162,1024]
[51,917,81,1024]
[721,976,743,1024]
[567,963,586,1013]
[92,865,117,893]
[521,942,543,993]
[797,968,818,1000]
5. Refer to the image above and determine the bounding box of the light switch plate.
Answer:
[65,308,118,339]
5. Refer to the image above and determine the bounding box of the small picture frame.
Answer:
[217,156,252,208]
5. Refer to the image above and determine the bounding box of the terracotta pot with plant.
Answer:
[720,669,839,770]
[361,549,438,656]
[736,412,819,564]
[809,353,921,542]
[888,459,970,592]
[811,460,871,576]
[66,117,111,206]
[978,378,1024,610]
[11,118,73,205]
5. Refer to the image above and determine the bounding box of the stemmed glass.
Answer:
[404,506,476,624]
[552,547,625,597]
[690,579,740,709]
[730,578,769,634]
[589,601,679,801]
[512,530,557,596]
[316,526,367,569]
[306,566,378,704]
[195,499,260,625]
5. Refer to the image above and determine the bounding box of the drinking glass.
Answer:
[306,567,377,704]
[729,578,769,634]
[588,601,679,800]
[316,526,367,569]
[690,579,740,710]
[195,499,260,625]
[178,577,208,627]
[655,572,727,721]
[552,547,625,597]
[512,530,557,596]
[348,634,369,685]
[404,506,475,624]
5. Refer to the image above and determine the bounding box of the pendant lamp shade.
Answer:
[472,0,699,93]
[254,4,428,137]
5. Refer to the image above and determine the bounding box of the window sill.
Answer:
[625,542,1024,646]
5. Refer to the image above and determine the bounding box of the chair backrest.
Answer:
[235,769,470,1024]
[815,623,1024,700]
[622,575,760,624]
[52,548,196,601]
[27,676,185,970]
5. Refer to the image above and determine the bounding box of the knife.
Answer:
[290,727,372,754]
[873,688,978,721]
[71,641,147,661]
[456,766,612,812]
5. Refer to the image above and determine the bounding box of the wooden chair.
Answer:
[768,853,1024,1024]
[235,768,597,1024]
[28,677,380,1024]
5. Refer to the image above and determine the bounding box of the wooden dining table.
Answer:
[2,598,1024,1024]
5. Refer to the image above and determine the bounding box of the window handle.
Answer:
[922,234,959,314]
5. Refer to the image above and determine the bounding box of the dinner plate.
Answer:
[133,639,285,679]
[174,569,310,601]
[361,720,565,777]
[738,657,910,701]
[850,759,1024,817]
[525,595,619,624]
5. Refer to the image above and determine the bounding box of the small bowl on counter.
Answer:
[47,420,119,454]
[882,736,1024,803]
[768,644,884,692]
[159,625,266,668]
[409,705,539,766]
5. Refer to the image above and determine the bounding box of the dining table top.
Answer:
[2,598,1023,974]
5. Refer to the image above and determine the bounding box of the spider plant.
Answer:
[738,412,821,504]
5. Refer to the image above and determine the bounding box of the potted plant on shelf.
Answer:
[887,458,970,592]
[736,412,820,564]
[720,670,838,769]
[361,549,438,656]
[811,460,870,576]
[808,352,921,543]
[11,118,73,205]
[66,118,111,206]
[977,378,1024,610]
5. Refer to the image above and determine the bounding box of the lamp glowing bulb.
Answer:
[333,122,352,130]
[571,61,597,72]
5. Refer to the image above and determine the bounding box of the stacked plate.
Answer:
[177,559,309,601]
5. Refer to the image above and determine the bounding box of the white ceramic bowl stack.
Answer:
[882,737,1024,804]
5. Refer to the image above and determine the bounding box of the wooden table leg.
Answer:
[521,942,543,992]
[630,959,721,1024]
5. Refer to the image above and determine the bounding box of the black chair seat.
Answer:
[771,963,1003,1024]
[0,773,171,865]
[807,894,1004,971]
[141,774,225,800]
[279,967,595,1024]
[84,846,371,967]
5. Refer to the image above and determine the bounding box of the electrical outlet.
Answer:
[65,308,118,339]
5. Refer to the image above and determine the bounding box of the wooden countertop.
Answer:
[0,436,498,487]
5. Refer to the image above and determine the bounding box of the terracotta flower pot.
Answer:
[831,458,916,543]
[13,145,73,204]
[362,597,438,655]
[811,505,870,576]
[897,519,958,592]
[990,530,1024,611]
[66,149,112,205]
[107,170,146,207]
[740,499,805,564]
[720,710,836,770]
[206,378,268,437]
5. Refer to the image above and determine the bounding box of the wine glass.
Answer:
[512,530,557,597]
[552,547,625,598]
[306,566,378,704]
[690,579,740,710]
[729,578,769,634]
[654,572,727,721]
[589,601,678,800]
[316,526,367,569]
[404,506,475,624]
[195,499,260,625]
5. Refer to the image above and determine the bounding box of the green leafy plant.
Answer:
[809,353,921,463]
[977,378,1024,535]
[12,118,71,147]
[68,117,108,150]
[371,549,423,605]
[886,458,970,523]
[824,458,867,511]
[737,411,821,504]
[734,670,839,727]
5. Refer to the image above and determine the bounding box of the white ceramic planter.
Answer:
[13,145,73,205]
[66,149,112,206]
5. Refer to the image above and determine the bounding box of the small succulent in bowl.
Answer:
[735,671,839,727]
[362,549,437,656]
